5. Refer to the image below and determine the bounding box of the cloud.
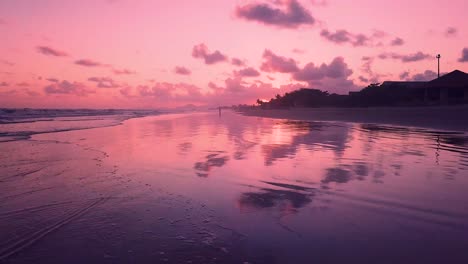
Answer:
[174,66,192,75]
[445,27,457,37]
[119,77,304,107]
[138,82,202,100]
[235,0,315,29]
[260,49,299,73]
[292,57,356,92]
[293,57,352,81]
[75,59,103,67]
[399,71,410,80]
[358,56,385,84]
[44,80,95,96]
[0,82,8,87]
[458,48,468,62]
[320,29,376,47]
[192,43,228,65]
[400,70,442,81]
[378,51,432,62]
[88,77,120,88]
[231,58,245,67]
[46,78,59,82]
[113,68,135,75]
[234,67,261,77]
[0,18,6,25]
[390,37,404,46]
[407,70,438,81]
[36,46,68,57]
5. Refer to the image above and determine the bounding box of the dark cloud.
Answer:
[407,70,437,82]
[293,57,353,81]
[234,67,261,77]
[0,82,8,87]
[390,37,404,46]
[36,46,68,57]
[320,29,388,47]
[75,59,103,67]
[445,27,457,37]
[235,0,315,29]
[46,78,59,83]
[113,68,135,75]
[88,77,120,88]
[231,58,245,67]
[44,80,95,96]
[458,48,468,62]
[174,66,192,75]
[399,71,410,80]
[378,51,432,62]
[320,29,370,47]
[260,49,299,73]
[292,57,356,92]
[192,43,228,65]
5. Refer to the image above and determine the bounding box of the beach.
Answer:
[241,105,468,132]
[1,110,468,263]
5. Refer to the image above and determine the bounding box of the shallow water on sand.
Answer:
[1,111,468,263]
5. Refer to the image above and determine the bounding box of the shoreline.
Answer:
[239,105,468,132]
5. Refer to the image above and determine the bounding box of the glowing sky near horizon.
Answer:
[0,0,467,108]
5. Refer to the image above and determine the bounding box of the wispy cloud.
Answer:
[231,58,245,67]
[36,46,69,57]
[445,27,457,38]
[75,59,103,67]
[113,68,136,75]
[234,67,261,78]
[44,80,95,96]
[390,37,404,46]
[320,29,386,47]
[192,43,228,65]
[378,51,432,62]
[88,77,120,88]
[174,66,192,75]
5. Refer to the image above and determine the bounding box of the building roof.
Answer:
[427,70,468,87]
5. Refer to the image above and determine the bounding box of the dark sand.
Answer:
[241,105,468,132]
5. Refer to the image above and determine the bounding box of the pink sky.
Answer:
[0,0,467,108]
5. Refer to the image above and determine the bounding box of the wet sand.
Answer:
[1,111,468,263]
[241,105,468,132]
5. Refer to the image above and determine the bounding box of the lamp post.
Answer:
[436,54,441,78]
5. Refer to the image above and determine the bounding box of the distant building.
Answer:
[377,70,468,105]
[425,70,468,104]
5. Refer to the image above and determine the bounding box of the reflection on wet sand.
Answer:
[193,152,229,177]
[238,181,315,217]
[2,111,468,263]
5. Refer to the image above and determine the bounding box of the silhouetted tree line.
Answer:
[254,83,429,109]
